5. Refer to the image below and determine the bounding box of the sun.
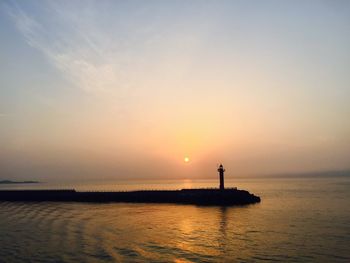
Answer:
[184,157,190,163]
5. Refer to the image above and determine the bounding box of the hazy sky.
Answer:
[1,0,349,181]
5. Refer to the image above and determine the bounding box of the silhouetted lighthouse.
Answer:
[218,164,225,190]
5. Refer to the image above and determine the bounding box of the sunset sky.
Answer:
[1,1,349,181]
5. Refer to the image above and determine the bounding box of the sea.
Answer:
[0,175,349,262]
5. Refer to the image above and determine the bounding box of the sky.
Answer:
[0,0,350,182]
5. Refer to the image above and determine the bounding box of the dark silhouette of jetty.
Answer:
[0,180,39,184]
[0,165,261,206]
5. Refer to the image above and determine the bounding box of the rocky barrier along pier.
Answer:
[0,188,261,206]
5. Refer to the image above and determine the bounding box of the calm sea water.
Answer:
[0,176,349,262]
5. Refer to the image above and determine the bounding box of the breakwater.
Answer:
[0,188,260,206]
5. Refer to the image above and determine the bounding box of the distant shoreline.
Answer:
[0,180,40,185]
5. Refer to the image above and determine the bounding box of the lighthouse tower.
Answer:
[217,164,225,190]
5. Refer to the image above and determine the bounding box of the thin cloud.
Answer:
[4,2,128,95]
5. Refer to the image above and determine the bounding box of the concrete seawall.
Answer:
[0,188,261,206]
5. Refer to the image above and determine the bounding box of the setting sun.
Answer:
[184,157,190,163]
